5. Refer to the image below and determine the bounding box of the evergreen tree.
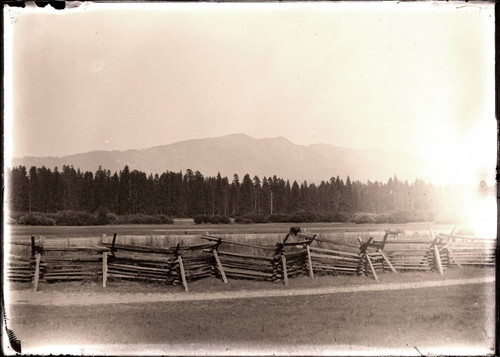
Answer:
[205,176,216,216]
[290,181,301,212]
[253,175,262,214]
[214,172,223,215]
[240,174,253,215]
[7,165,441,219]
[118,166,131,214]
[48,167,64,212]
[80,171,94,212]
[284,180,292,213]
[260,177,272,216]
[230,174,241,216]
[8,166,30,212]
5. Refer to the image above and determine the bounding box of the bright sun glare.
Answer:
[460,190,497,239]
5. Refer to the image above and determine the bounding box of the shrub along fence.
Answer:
[7,227,495,291]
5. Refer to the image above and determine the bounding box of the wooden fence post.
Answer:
[430,230,443,275]
[111,233,117,251]
[213,249,227,283]
[357,237,379,281]
[102,251,108,287]
[433,244,444,275]
[446,226,462,268]
[365,254,379,281]
[306,245,314,279]
[31,236,35,257]
[378,249,398,274]
[281,254,288,286]
[177,255,189,292]
[32,252,41,291]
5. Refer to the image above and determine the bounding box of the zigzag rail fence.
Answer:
[6,227,495,291]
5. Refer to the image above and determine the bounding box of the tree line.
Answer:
[7,165,447,222]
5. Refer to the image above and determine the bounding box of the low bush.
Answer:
[290,210,318,223]
[209,215,222,224]
[317,214,336,222]
[16,212,56,226]
[194,215,209,224]
[234,216,253,224]
[114,214,174,225]
[54,210,95,226]
[94,207,111,225]
[154,214,174,224]
[243,214,268,224]
[267,213,292,223]
[8,211,24,221]
[194,215,231,224]
[334,212,351,222]
[413,210,434,222]
[351,212,377,224]
[13,210,175,226]
[387,210,414,224]
[106,212,118,224]
[375,213,390,224]
[350,210,437,224]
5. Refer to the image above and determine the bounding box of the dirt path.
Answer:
[6,276,494,306]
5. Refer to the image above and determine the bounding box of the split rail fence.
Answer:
[7,227,495,291]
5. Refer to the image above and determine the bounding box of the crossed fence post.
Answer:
[31,236,43,291]
[429,229,444,275]
[358,237,378,281]
[212,238,228,283]
[437,226,460,268]
[287,227,316,279]
[102,233,117,288]
[173,243,189,292]
[274,242,288,285]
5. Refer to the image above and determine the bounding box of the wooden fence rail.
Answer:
[7,227,494,290]
[202,236,278,282]
[436,233,495,267]
[101,236,225,292]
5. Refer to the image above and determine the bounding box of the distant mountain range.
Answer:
[11,134,431,183]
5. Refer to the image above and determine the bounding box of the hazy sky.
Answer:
[4,2,496,185]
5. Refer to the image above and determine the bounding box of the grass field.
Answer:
[7,281,495,356]
[6,221,456,240]
[5,267,496,356]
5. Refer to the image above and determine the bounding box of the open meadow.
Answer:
[7,221,456,240]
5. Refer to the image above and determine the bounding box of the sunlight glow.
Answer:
[460,189,497,239]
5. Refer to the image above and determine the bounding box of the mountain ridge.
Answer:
[11,134,430,184]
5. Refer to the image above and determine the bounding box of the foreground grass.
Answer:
[8,279,495,355]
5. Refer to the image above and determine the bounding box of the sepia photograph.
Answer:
[2,1,497,355]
